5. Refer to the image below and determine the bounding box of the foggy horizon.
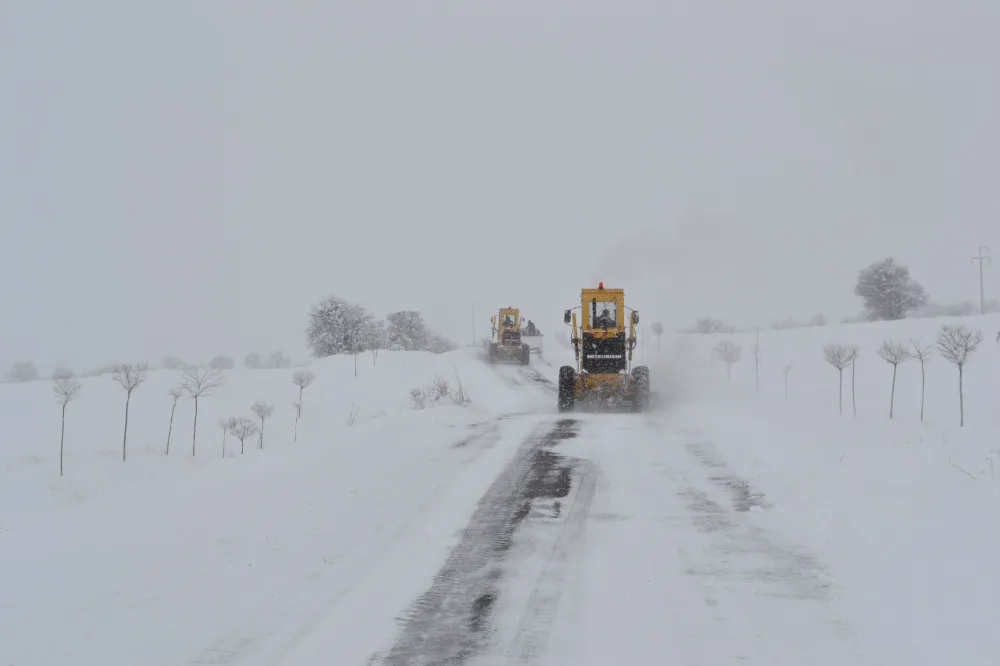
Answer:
[3,1,998,371]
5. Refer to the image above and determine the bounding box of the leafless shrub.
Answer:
[713,340,742,381]
[431,374,451,400]
[876,340,909,419]
[823,343,852,416]
[166,387,182,455]
[410,387,428,410]
[227,417,258,455]
[180,367,225,456]
[908,338,932,422]
[936,324,983,426]
[251,401,274,449]
[112,362,148,462]
[53,374,82,476]
[450,371,471,406]
[347,404,360,426]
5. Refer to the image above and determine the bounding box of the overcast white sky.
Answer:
[2,0,998,369]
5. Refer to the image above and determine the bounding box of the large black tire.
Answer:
[488,343,499,364]
[558,366,576,412]
[521,343,531,365]
[630,365,650,412]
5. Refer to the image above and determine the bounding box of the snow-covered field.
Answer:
[3,314,999,665]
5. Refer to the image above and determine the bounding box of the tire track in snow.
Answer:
[495,455,596,665]
[369,418,581,666]
[674,429,831,603]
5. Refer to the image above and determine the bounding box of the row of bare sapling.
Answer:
[51,364,319,477]
[712,323,986,427]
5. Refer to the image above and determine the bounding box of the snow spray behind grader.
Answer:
[558,282,649,412]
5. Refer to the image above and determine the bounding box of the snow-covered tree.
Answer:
[267,351,291,369]
[165,387,182,455]
[292,370,315,441]
[695,317,734,334]
[180,367,225,456]
[227,417,258,455]
[908,338,932,422]
[53,373,82,476]
[854,258,928,320]
[363,319,386,365]
[936,324,983,427]
[112,362,148,461]
[876,340,909,419]
[251,401,274,449]
[823,343,852,416]
[209,355,234,370]
[306,295,374,357]
[161,356,186,370]
[7,361,38,382]
[713,340,741,380]
[244,352,263,369]
[386,310,430,351]
[425,333,457,354]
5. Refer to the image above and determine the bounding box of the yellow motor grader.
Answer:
[559,282,649,412]
[486,307,531,365]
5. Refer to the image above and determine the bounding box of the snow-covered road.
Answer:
[471,412,872,665]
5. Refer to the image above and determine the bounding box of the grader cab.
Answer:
[558,282,649,412]
[486,307,531,365]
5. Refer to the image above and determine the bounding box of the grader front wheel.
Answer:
[558,366,576,412]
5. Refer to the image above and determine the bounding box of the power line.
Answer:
[971,246,991,315]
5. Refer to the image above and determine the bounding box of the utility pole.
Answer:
[971,246,991,315]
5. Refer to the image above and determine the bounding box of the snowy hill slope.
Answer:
[0,348,537,527]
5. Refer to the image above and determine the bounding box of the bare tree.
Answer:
[651,322,664,349]
[219,417,237,458]
[251,401,274,449]
[876,340,909,419]
[936,324,983,426]
[112,362,148,462]
[53,374,82,476]
[292,401,303,442]
[823,343,852,416]
[180,367,225,456]
[292,370,316,442]
[847,345,859,417]
[713,340,742,381]
[166,387,182,455]
[227,417,258,455]
[908,337,932,422]
[782,364,792,401]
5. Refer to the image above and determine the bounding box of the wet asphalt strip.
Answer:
[368,418,579,666]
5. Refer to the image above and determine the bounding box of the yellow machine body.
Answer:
[559,282,649,412]
[486,307,531,365]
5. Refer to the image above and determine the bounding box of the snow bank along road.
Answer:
[3,359,883,665]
